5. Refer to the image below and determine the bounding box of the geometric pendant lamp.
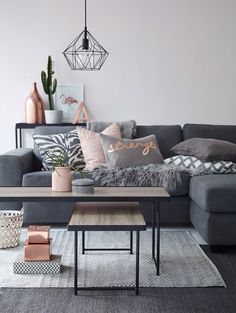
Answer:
[63,0,109,71]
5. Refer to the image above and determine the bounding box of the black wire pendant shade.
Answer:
[63,0,109,71]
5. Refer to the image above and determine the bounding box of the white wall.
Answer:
[0,0,236,153]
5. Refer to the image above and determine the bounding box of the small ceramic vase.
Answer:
[52,167,72,192]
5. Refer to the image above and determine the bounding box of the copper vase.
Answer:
[25,82,45,124]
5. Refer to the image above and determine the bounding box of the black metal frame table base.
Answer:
[81,202,161,276]
[74,230,140,295]
[81,201,160,276]
[81,230,133,255]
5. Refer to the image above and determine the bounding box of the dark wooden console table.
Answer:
[15,123,86,148]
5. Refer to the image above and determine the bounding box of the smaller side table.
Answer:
[68,202,146,295]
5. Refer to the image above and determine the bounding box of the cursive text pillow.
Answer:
[100,134,164,168]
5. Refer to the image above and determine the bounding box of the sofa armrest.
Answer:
[0,148,34,186]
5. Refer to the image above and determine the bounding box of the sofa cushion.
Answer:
[183,124,236,144]
[135,125,182,159]
[33,126,80,170]
[165,155,236,174]
[190,174,236,213]
[87,120,136,138]
[22,171,81,187]
[33,129,85,171]
[23,171,51,186]
[190,200,236,245]
[100,134,164,168]
[171,138,236,162]
[77,123,121,171]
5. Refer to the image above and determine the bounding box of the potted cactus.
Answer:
[41,56,62,124]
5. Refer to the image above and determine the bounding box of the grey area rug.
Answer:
[0,230,226,288]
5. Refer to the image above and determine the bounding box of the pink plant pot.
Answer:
[52,167,72,192]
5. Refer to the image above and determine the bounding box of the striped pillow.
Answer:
[33,129,85,171]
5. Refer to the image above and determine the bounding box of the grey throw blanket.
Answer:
[87,120,136,138]
[90,164,197,195]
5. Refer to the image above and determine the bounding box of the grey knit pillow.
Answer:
[100,134,164,168]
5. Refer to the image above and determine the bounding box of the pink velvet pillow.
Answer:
[77,123,121,171]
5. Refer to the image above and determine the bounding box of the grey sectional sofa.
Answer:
[1,123,236,248]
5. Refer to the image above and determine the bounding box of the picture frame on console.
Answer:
[55,84,84,122]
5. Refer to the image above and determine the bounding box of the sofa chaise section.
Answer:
[183,123,236,246]
[190,174,236,246]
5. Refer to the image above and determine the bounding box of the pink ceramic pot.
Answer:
[52,167,72,192]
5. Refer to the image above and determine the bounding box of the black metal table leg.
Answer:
[152,201,160,276]
[82,231,85,254]
[15,127,18,149]
[19,129,22,148]
[152,203,156,259]
[156,201,160,275]
[74,231,78,295]
[136,231,140,295]
[130,231,133,254]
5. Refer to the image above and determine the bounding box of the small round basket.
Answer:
[0,209,24,249]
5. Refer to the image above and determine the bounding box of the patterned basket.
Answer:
[0,209,24,249]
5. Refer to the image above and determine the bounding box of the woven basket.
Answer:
[0,209,24,249]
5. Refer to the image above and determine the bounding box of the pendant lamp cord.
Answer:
[85,0,87,29]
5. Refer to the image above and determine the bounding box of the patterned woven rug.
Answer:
[0,230,226,288]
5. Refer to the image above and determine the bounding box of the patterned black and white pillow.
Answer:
[165,155,236,174]
[33,129,85,171]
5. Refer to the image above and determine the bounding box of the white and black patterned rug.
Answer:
[0,230,226,288]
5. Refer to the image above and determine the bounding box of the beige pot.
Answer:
[52,167,72,192]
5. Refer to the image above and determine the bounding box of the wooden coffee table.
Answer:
[0,186,170,275]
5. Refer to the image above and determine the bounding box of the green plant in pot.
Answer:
[46,148,82,192]
[41,56,62,124]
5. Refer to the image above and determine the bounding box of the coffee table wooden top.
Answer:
[0,187,170,202]
[68,202,146,231]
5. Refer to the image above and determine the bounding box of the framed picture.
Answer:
[55,84,84,122]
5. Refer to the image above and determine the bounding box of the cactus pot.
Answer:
[45,110,62,124]
[52,167,72,192]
